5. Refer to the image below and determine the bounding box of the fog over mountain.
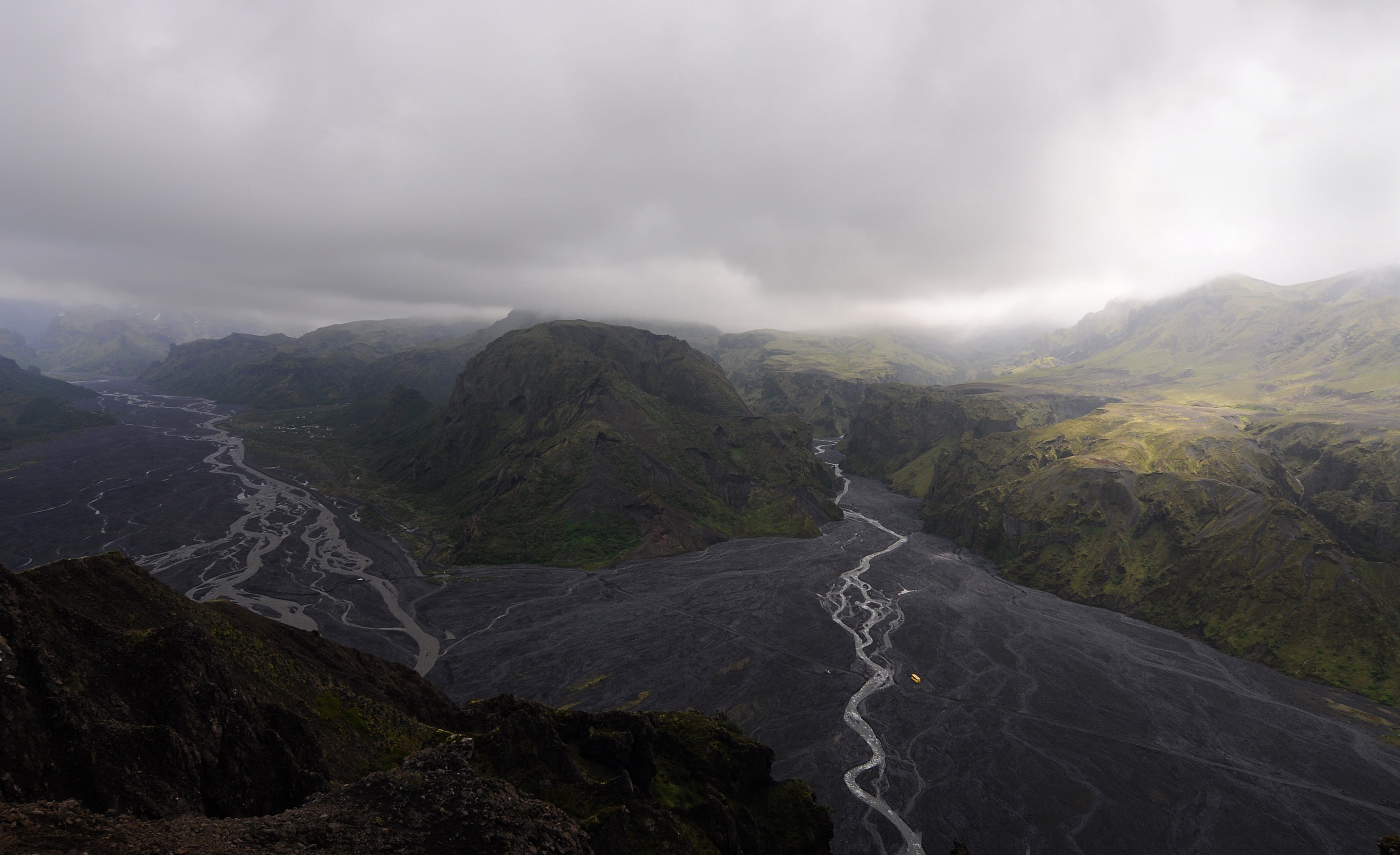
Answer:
[0,0,1397,332]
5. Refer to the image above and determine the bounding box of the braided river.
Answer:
[4,384,1400,853]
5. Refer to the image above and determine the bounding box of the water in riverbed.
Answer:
[3,386,1400,854]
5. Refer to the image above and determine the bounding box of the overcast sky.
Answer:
[0,0,1397,333]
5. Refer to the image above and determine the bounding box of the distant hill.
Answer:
[0,356,111,448]
[353,310,549,404]
[30,306,176,377]
[714,329,973,434]
[144,310,729,411]
[144,317,490,408]
[0,552,832,854]
[1004,270,1400,405]
[840,266,1400,708]
[353,321,839,567]
[0,304,285,378]
[359,313,724,405]
[0,328,39,367]
[1297,265,1400,303]
[288,317,487,358]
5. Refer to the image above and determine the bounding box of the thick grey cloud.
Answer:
[0,0,1397,331]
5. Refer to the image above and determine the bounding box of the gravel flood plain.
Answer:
[3,389,1400,853]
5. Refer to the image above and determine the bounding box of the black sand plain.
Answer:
[3,385,1400,854]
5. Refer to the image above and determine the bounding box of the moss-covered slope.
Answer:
[1250,416,1400,565]
[0,552,469,817]
[1003,273,1400,406]
[364,321,839,567]
[144,333,370,408]
[844,385,1400,704]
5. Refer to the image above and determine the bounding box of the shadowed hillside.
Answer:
[0,551,833,854]
[142,316,489,407]
[146,311,727,409]
[0,356,111,449]
[363,321,839,567]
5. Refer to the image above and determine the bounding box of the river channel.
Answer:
[4,386,1400,853]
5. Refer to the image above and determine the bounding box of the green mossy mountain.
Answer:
[833,268,1400,704]
[714,329,972,434]
[364,321,839,567]
[144,333,372,409]
[141,314,537,408]
[0,356,111,449]
[1003,270,1400,406]
[0,552,832,854]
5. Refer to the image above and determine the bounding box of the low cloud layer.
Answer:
[0,0,1397,332]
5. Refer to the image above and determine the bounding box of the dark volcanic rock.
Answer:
[0,741,592,855]
[458,695,833,855]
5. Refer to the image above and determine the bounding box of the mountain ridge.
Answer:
[359,321,839,567]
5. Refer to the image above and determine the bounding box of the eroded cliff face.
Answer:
[839,382,1109,484]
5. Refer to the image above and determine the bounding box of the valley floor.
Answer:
[3,386,1400,853]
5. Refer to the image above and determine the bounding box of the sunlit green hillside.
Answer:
[843,269,1400,706]
[1005,271,1400,406]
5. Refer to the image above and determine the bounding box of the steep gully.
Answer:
[7,386,1400,852]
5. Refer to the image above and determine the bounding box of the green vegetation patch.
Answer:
[845,385,1400,705]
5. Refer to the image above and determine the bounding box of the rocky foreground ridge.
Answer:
[0,553,833,854]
